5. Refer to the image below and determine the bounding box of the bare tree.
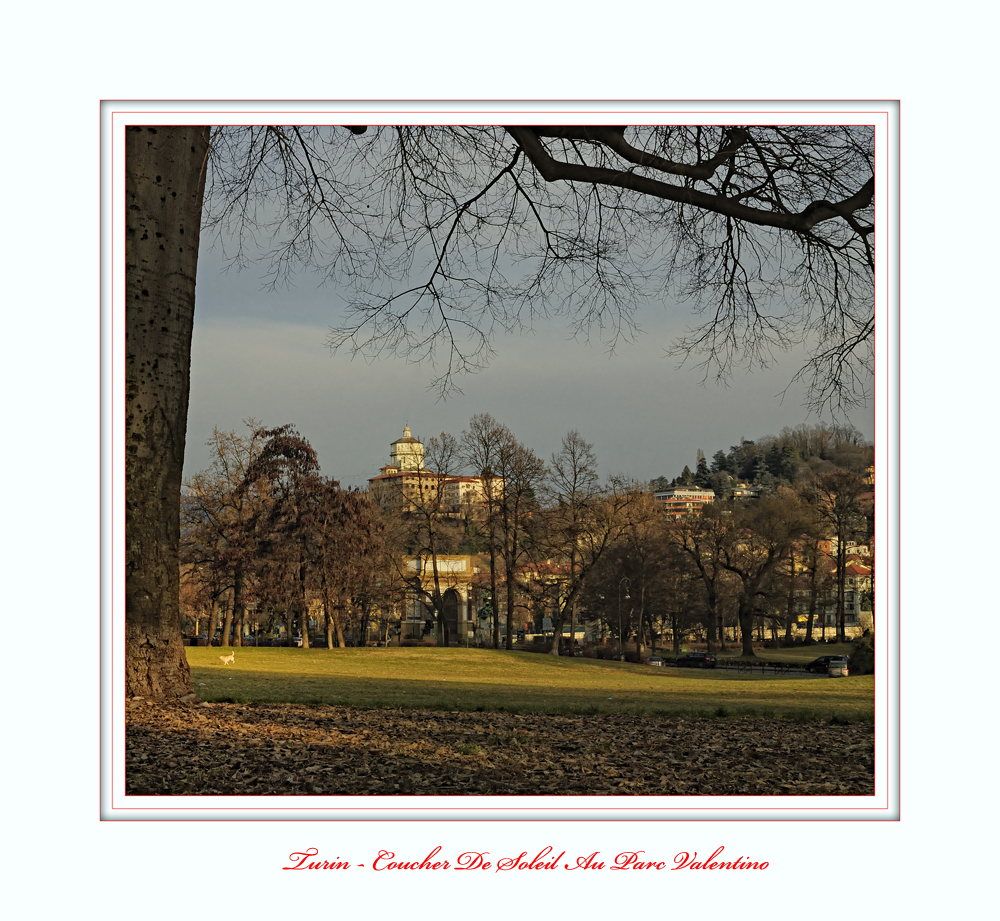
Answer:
[181,422,267,647]
[307,483,400,648]
[810,469,871,642]
[717,493,811,656]
[320,127,873,408]
[538,434,643,655]
[460,413,510,649]
[404,432,465,646]
[542,431,599,655]
[494,432,547,650]
[576,491,667,658]
[240,425,321,647]
[126,123,874,697]
[667,504,734,654]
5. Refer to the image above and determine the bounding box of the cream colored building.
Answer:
[653,486,716,516]
[390,425,425,471]
[441,474,503,511]
[401,554,483,643]
[369,426,501,516]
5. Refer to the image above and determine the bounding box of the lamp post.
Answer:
[618,576,631,661]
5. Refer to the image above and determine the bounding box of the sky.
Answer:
[186,223,875,490]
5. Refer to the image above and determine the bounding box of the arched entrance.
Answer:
[443,589,461,646]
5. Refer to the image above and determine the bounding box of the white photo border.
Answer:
[101,100,898,820]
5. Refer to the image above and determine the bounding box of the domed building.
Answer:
[368,425,501,515]
[389,425,425,471]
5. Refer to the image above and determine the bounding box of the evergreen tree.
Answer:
[780,444,799,480]
[711,471,734,498]
[695,453,712,487]
[766,443,783,478]
[752,455,769,483]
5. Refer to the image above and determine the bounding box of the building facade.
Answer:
[400,554,483,643]
[653,486,716,516]
[369,426,500,516]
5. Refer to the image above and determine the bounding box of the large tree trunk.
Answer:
[489,545,500,650]
[785,548,796,643]
[125,125,210,698]
[206,594,219,644]
[219,595,233,649]
[548,598,564,656]
[323,595,335,649]
[298,560,310,648]
[737,601,756,657]
[636,583,645,659]
[505,568,516,651]
[806,544,818,644]
[231,568,245,647]
[836,544,848,642]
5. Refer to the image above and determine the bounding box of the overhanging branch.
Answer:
[504,126,874,236]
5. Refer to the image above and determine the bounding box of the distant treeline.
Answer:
[651,423,873,496]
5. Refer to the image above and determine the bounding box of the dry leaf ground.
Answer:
[126,700,874,796]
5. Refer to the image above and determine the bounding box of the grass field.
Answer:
[722,642,856,663]
[187,646,873,723]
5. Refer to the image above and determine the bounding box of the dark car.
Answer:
[676,652,718,668]
[804,654,850,673]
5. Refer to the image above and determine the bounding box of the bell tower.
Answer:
[390,425,425,471]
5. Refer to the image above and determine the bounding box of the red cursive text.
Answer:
[672,847,768,870]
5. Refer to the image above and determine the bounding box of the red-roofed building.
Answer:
[653,486,716,516]
[368,426,501,515]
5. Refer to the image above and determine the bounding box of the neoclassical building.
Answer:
[368,426,501,516]
[400,554,486,644]
[389,425,425,471]
[368,426,439,512]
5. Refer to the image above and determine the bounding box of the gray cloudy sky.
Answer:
[185,233,875,489]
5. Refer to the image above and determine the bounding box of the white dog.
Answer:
[219,652,235,665]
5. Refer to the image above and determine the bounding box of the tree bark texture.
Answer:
[125,125,210,698]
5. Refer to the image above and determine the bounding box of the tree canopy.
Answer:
[206,125,875,411]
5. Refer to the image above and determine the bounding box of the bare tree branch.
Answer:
[202,124,876,413]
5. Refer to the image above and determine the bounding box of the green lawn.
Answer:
[187,646,873,723]
[716,642,857,663]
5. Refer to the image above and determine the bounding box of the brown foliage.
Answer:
[126,701,873,796]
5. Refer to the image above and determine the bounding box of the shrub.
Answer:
[517,638,549,654]
[849,632,875,675]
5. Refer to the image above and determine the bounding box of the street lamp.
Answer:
[618,576,631,661]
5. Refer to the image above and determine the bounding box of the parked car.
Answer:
[804,654,850,674]
[676,652,718,668]
[647,656,665,667]
[827,658,850,677]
